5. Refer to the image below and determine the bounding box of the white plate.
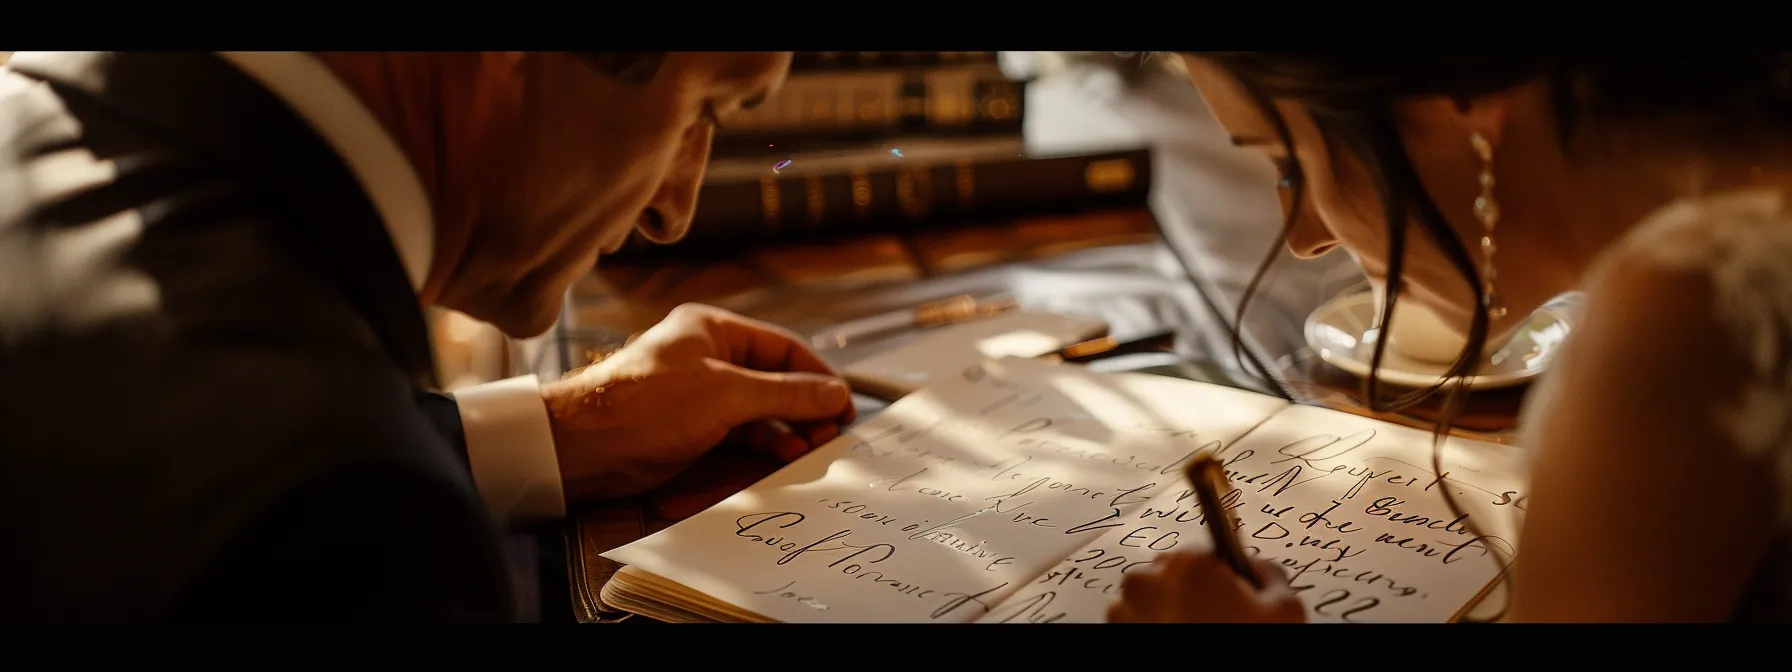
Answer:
[1304,291,1577,390]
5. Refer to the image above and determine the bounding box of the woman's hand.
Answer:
[541,303,856,504]
[1106,552,1309,623]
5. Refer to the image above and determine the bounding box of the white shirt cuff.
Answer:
[453,374,567,527]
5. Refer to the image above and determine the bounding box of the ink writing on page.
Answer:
[601,358,1289,622]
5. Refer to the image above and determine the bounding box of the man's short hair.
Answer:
[581,52,668,85]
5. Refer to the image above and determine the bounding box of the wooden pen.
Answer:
[1184,454,1264,590]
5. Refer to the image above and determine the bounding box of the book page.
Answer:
[601,358,1290,622]
[980,404,1528,623]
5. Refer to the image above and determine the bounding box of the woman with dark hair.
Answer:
[1107,53,1792,623]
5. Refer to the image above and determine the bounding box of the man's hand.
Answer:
[540,303,855,504]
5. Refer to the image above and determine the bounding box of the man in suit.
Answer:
[0,51,853,621]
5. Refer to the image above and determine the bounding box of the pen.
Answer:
[1051,329,1176,363]
[808,293,1019,350]
[1184,454,1264,590]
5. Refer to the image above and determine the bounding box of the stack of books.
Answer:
[709,51,1023,157]
[608,51,1155,260]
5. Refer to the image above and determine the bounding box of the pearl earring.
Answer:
[1469,131,1506,320]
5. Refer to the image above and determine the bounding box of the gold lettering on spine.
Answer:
[896,167,933,219]
[1084,159,1136,193]
[954,160,976,208]
[805,176,826,226]
[850,169,872,220]
[760,176,781,231]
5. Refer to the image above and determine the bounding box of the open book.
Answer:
[600,358,1528,623]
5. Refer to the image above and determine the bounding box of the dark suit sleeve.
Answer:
[415,389,472,471]
[173,461,515,622]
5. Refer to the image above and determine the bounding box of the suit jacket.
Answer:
[0,52,517,621]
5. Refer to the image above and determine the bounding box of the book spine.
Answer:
[790,51,999,72]
[711,64,1023,153]
[615,148,1153,258]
